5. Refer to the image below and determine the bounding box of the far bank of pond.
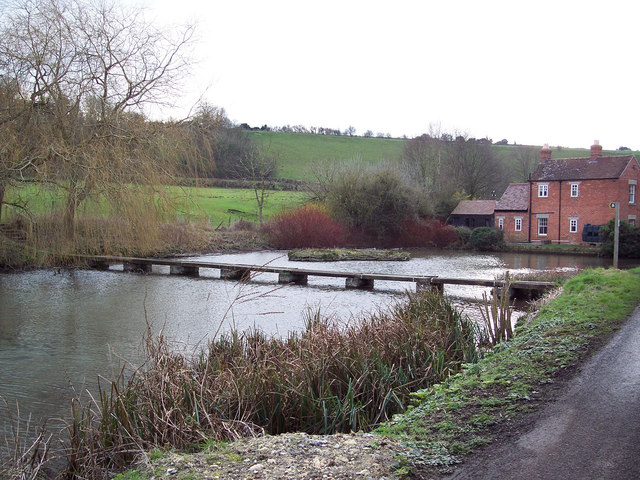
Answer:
[0,249,634,457]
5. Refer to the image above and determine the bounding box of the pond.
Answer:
[0,249,622,450]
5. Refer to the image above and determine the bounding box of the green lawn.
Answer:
[3,183,308,226]
[170,186,308,225]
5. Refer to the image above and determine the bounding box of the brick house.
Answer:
[494,183,529,242]
[449,200,496,229]
[528,142,640,244]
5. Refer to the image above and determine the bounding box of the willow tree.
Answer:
[0,0,194,242]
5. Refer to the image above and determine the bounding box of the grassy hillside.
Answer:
[249,131,640,183]
[248,131,405,180]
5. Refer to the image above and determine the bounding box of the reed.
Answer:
[478,272,513,346]
[64,289,479,478]
[0,400,53,480]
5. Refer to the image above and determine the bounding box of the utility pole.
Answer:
[611,202,620,269]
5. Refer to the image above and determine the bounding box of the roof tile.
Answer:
[450,200,496,216]
[530,155,634,181]
[495,183,529,211]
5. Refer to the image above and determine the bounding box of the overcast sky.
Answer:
[134,0,640,150]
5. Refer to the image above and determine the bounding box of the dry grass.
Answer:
[0,400,54,480]
[478,273,513,346]
[63,289,479,478]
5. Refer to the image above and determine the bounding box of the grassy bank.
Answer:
[378,266,640,477]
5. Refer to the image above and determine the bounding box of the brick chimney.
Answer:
[540,143,552,163]
[590,140,603,159]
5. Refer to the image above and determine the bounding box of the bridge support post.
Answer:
[89,261,110,271]
[220,268,252,281]
[278,272,308,285]
[346,277,374,290]
[416,278,443,294]
[170,265,200,277]
[123,261,152,273]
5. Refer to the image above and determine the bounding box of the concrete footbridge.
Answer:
[80,255,555,300]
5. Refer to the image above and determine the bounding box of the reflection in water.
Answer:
[0,249,621,446]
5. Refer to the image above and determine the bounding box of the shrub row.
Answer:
[263,204,460,249]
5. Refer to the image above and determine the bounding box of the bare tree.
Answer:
[231,144,278,224]
[512,146,539,182]
[0,0,194,238]
[446,135,505,199]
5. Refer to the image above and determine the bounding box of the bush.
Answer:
[396,218,458,248]
[600,219,640,258]
[469,227,504,251]
[262,204,344,249]
[326,162,425,242]
[453,226,472,248]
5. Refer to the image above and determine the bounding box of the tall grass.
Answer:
[0,400,53,480]
[478,273,513,346]
[65,289,479,478]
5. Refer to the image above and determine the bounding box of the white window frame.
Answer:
[514,217,522,232]
[630,181,637,205]
[497,216,504,230]
[569,217,578,233]
[538,183,549,198]
[629,215,636,226]
[537,216,548,236]
[570,183,579,197]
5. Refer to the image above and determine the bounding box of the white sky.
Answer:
[134,0,640,150]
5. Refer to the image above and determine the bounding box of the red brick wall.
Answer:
[529,158,640,244]
[495,211,528,243]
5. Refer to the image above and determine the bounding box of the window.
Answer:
[570,183,579,197]
[497,217,504,230]
[629,216,637,226]
[514,217,522,232]
[569,218,578,233]
[538,217,548,236]
[630,183,637,205]
[538,184,549,197]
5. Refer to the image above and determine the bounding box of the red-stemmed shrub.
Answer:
[263,204,345,249]
[396,218,458,248]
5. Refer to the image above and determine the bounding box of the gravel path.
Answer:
[445,304,640,480]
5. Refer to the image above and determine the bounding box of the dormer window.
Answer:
[538,183,549,198]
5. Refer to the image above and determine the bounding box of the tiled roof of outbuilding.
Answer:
[530,155,635,181]
[495,183,529,211]
[450,200,496,216]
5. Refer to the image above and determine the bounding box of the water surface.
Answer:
[0,249,619,445]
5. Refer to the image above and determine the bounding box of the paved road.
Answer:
[447,305,640,480]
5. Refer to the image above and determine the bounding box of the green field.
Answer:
[250,131,640,182]
[171,186,308,225]
[3,184,308,226]
[249,131,406,180]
